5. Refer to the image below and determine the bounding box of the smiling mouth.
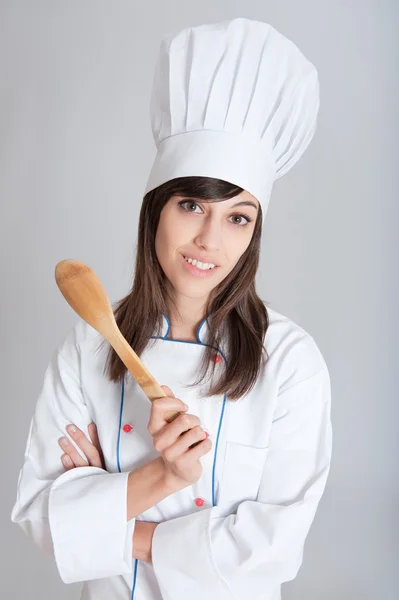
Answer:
[182,255,218,270]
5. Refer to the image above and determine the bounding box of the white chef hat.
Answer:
[144,17,320,218]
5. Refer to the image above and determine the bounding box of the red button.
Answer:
[214,354,221,363]
[123,424,133,433]
[195,497,205,507]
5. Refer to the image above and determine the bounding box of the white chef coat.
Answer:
[11,305,332,600]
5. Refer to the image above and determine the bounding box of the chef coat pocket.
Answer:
[217,442,269,515]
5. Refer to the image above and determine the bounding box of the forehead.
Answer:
[225,190,259,209]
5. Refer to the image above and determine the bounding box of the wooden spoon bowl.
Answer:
[55,259,180,423]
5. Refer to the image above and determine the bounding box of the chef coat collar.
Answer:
[159,313,209,345]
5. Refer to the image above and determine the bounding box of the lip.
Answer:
[180,254,220,278]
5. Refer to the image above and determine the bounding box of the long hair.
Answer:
[103,176,270,400]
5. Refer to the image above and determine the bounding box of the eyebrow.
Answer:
[231,200,259,211]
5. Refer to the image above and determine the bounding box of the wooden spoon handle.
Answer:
[55,259,181,423]
[111,330,199,439]
[107,328,181,422]
[107,328,165,400]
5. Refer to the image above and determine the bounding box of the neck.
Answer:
[167,294,208,342]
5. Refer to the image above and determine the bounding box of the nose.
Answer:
[193,214,222,252]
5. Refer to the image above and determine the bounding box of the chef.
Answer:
[11,17,332,600]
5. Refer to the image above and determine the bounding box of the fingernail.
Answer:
[59,437,68,447]
[183,404,189,410]
[67,425,76,434]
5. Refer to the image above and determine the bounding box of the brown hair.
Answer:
[103,176,270,401]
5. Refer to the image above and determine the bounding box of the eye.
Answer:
[178,200,203,214]
[178,200,253,227]
[228,214,252,227]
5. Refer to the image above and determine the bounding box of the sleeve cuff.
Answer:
[49,467,135,583]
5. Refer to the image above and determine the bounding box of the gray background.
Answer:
[1,1,397,598]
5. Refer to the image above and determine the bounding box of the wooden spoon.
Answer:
[55,259,181,423]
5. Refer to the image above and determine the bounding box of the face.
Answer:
[155,190,259,302]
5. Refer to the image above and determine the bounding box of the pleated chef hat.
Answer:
[144,17,320,218]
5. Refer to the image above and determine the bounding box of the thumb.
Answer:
[160,384,175,398]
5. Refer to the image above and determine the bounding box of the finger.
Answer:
[148,397,188,436]
[153,413,201,453]
[65,424,103,468]
[163,426,208,461]
[61,454,75,471]
[58,436,88,467]
[88,423,105,466]
[160,385,175,397]
[186,437,213,460]
[160,386,186,423]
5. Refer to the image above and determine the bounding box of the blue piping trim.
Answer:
[117,326,228,597]
[151,336,219,351]
[116,376,125,474]
[196,316,207,343]
[117,376,139,598]
[161,313,171,339]
[131,559,138,599]
[210,346,228,507]
[158,312,208,344]
[212,393,227,507]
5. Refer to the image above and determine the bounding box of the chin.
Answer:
[172,277,216,299]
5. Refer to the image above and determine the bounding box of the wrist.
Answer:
[156,457,187,494]
[133,521,158,563]
[126,457,181,520]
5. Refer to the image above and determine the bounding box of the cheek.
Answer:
[155,217,169,270]
[155,209,174,250]
[154,225,165,257]
[155,212,187,266]
[224,228,253,267]
[157,205,201,251]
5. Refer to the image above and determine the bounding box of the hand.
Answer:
[148,385,212,491]
[58,423,106,470]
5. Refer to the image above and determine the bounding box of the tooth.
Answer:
[183,256,216,270]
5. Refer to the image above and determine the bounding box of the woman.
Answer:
[11,17,332,600]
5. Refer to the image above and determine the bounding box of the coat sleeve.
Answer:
[151,367,333,600]
[11,344,135,584]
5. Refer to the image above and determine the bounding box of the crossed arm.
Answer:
[58,421,163,564]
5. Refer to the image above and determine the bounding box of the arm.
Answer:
[127,457,176,521]
[151,367,333,600]
[10,329,173,583]
[60,422,175,522]
[58,423,162,564]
